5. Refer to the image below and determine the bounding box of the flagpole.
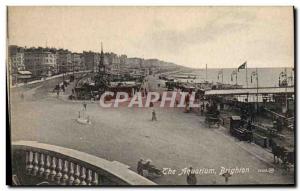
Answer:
[256,68,259,112]
[222,69,223,84]
[236,71,238,86]
[205,64,207,82]
[246,63,248,88]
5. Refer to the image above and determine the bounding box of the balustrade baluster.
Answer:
[68,162,75,185]
[86,169,92,185]
[44,155,51,179]
[80,167,87,185]
[26,151,33,175]
[61,160,69,185]
[39,153,45,177]
[92,172,99,185]
[73,164,81,185]
[55,158,63,184]
[50,157,57,181]
[32,152,39,176]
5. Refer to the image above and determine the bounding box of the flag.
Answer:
[280,71,286,77]
[238,62,247,72]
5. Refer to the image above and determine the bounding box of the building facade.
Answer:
[24,47,57,76]
[83,51,100,72]
[8,45,25,74]
[56,49,72,73]
[72,53,84,72]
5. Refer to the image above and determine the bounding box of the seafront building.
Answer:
[8,45,25,74]
[8,45,178,83]
[24,47,57,76]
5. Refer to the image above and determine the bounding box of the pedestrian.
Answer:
[152,109,157,121]
[206,102,209,111]
[247,120,253,143]
[200,107,204,116]
[186,167,197,185]
[175,99,179,107]
[221,170,232,184]
[137,159,144,176]
[83,102,87,111]
[150,101,154,108]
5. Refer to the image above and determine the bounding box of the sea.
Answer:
[175,67,294,88]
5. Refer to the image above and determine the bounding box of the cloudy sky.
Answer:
[8,6,293,68]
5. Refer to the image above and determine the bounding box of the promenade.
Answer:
[9,75,294,185]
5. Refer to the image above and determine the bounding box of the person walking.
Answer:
[83,101,87,111]
[186,167,197,185]
[221,170,232,184]
[152,109,157,121]
[137,159,144,176]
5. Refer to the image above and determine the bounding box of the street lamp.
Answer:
[217,69,223,84]
[278,69,288,115]
[278,71,287,87]
[251,68,259,112]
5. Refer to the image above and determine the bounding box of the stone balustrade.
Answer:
[11,141,156,186]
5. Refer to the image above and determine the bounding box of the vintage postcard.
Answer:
[7,6,295,186]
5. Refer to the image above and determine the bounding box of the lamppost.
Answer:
[290,68,294,86]
[217,69,223,84]
[72,60,75,77]
[278,70,287,87]
[251,68,259,112]
[278,69,288,115]
[62,63,65,82]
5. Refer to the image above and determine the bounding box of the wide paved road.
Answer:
[9,76,294,185]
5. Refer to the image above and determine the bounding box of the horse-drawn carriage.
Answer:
[271,141,294,172]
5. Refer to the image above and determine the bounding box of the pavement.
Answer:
[9,74,294,185]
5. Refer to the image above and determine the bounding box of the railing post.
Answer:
[92,172,99,185]
[80,167,87,185]
[55,158,63,184]
[86,169,92,185]
[68,162,75,185]
[33,152,39,176]
[61,160,69,185]
[73,164,81,185]
[26,151,33,175]
[39,153,45,177]
[50,157,57,181]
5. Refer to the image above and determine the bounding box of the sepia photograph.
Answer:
[7,6,295,186]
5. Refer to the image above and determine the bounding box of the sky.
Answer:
[7,6,294,68]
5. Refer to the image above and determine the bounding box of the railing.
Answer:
[11,141,156,186]
[263,108,294,130]
[286,117,294,129]
[10,70,92,88]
